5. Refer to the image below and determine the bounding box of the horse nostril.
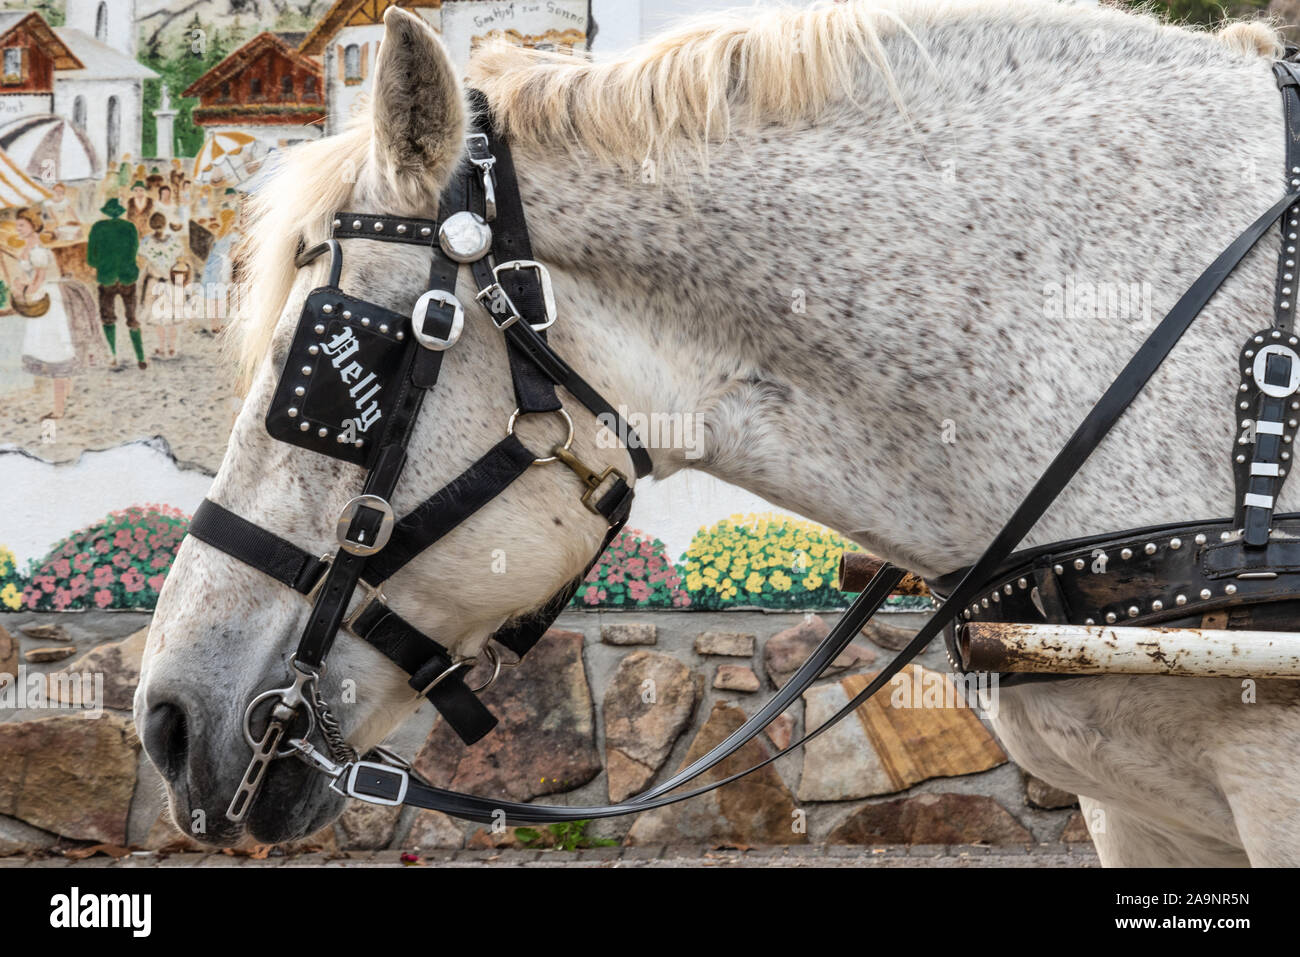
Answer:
[143,702,189,781]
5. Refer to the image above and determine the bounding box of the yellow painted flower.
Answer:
[770,570,793,592]
[1,582,20,610]
[744,572,764,594]
[802,573,823,591]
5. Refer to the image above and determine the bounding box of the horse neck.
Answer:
[510,27,1287,578]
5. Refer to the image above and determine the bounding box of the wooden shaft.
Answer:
[961,622,1300,677]
[837,551,930,596]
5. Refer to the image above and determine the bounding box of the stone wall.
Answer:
[0,608,1093,855]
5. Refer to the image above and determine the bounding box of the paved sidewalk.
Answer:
[0,843,1098,868]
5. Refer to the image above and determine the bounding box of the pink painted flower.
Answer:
[113,529,133,549]
[52,587,72,610]
[93,589,114,609]
[147,574,166,592]
[150,552,170,569]
[606,568,624,585]
[34,575,56,593]
[111,552,131,569]
[121,569,145,593]
[73,553,93,572]
[52,558,71,578]
[93,565,115,587]
[92,538,111,554]
[582,585,601,605]
[69,575,89,598]
[628,580,651,602]
[134,526,148,542]
[23,586,40,609]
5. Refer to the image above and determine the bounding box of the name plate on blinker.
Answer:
[266,288,415,467]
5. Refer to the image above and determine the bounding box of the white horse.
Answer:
[136,0,1300,865]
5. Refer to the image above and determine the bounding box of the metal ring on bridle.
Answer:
[241,685,317,757]
[505,407,574,464]
[467,645,503,694]
[419,656,477,697]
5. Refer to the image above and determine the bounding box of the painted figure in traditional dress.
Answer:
[127,181,153,236]
[139,211,186,360]
[42,183,80,230]
[2,210,76,418]
[86,198,146,371]
[155,185,184,233]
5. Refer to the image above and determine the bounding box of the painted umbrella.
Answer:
[0,114,99,183]
[191,130,266,186]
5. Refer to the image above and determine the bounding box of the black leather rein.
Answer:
[190,72,1300,827]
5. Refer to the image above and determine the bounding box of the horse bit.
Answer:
[188,64,1300,827]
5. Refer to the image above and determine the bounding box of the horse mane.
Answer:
[230,0,1282,391]
[468,0,1283,169]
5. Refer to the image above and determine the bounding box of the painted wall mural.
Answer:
[0,0,911,621]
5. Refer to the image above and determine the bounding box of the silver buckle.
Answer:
[331,761,409,806]
[418,655,476,696]
[411,289,464,351]
[344,580,388,633]
[476,260,556,331]
[1252,343,1300,397]
[336,494,394,556]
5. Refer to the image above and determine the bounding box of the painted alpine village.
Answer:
[0,0,1294,903]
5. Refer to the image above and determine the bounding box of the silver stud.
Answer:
[1152,600,1163,611]
[354,439,364,449]
[1256,335,1266,343]
[322,304,333,314]
[1240,384,1249,392]
[1286,452,1292,460]
[1275,329,1285,338]
[287,407,298,417]
[294,386,305,397]
[1144,543,1156,555]
[420,227,432,237]
[1073,558,1085,570]
[1121,547,1133,560]
[1084,618,1095,626]
[1225,584,1238,596]
[308,345,319,355]
[301,365,312,376]
[314,323,325,334]
[1053,564,1064,575]
[981,598,989,608]
[1221,531,1232,540]
[332,218,341,228]
[396,224,408,234]
[396,331,405,341]
[1236,454,1246,463]
[1003,583,1013,595]
[318,427,328,438]
[1169,538,1181,549]
[1105,612,1117,623]
[1246,350,1256,357]
[1283,302,1291,310]
[337,433,348,443]
[1200,588,1212,600]
[373,222,384,232]
[342,310,352,320]
[1194,533,1206,545]
[963,610,971,620]
[361,318,371,327]
[1128,605,1139,617]
[1175,594,1187,605]
[299,421,309,432]
[1017,577,1028,589]
[991,591,1000,603]
[352,219,362,229]
[1240,401,1250,410]
[379,323,389,334]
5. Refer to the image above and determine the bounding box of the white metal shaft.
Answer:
[960,622,1300,677]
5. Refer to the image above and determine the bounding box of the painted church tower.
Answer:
[65,0,137,58]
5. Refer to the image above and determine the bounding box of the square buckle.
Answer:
[411,289,464,351]
[332,761,409,806]
[344,580,388,633]
[336,494,394,556]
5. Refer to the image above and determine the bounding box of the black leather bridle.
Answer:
[188,66,1300,827]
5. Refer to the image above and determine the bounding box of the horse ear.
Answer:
[370,6,465,204]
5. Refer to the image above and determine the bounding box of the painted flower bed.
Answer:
[0,546,23,611]
[577,528,691,608]
[679,513,860,610]
[18,505,190,612]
